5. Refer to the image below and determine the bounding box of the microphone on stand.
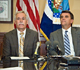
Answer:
[34,42,40,54]
[45,41,52,57]
[53,41,63,55]
[33,42,40,60]
[45,41,58,56]
[34,42,40,70]
[49,47,58,55]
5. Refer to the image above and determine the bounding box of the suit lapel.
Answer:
[57,29,65,54]
[71,27,77,55]
[24,28,30,53]
[11,29,18,55]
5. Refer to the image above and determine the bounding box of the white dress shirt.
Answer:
[62,27,75,56]
[17,29,26,47]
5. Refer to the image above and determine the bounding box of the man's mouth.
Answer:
[62,21,66,22]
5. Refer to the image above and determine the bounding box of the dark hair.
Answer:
[60,10,74,20]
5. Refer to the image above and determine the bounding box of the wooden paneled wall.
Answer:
[40,40,47,56]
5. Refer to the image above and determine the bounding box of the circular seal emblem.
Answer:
[48,0,63,13]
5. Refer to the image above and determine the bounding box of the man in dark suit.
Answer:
[50,10,80,56]
[49,10,80,70]
[2,11,39,70]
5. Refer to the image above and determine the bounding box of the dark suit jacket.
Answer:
[2,28,38,70]
[50,27,80,56]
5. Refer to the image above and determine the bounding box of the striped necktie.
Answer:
[64,31,71,55]
[19,32,24,68]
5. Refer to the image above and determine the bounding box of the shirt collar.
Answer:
[62,27,71,33]
[17,29,26,36]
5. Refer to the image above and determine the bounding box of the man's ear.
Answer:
[14,20,16,24]
[71,19,74,23]
[26,20,28,25]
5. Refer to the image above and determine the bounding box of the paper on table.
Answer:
[0,67,22,70]
[11,57,30,60]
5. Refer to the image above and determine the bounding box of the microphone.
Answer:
[45,41,52,51]
[45,41,52,57]
[48,41,58,55]
[45,41,58,55]
[53,41,63,55]
[32,42,40,60]
[49,48,58,55]
[34,42,40,70]
[34,42,40,55]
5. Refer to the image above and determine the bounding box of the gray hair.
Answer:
[14,11,28,20]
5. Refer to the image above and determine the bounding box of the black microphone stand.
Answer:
[46,45,53,70]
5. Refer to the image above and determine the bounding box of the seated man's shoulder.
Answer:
[27,28,38,34]
[72,27,80,30]
[5,29,16,36]
[72,27,80,31]
[50,29,61,35]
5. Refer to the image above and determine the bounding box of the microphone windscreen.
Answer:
[53,41,59,49]
[53,41,63,55]
[45,41,52,46]
[45,41,52,50]
[49,49,57,55]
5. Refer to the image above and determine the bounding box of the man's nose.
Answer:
[20,18,23,22]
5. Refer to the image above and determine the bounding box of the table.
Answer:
[0,58,43,70]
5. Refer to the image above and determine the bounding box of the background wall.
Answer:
[0,0,80,32]
[69,0,80,27]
